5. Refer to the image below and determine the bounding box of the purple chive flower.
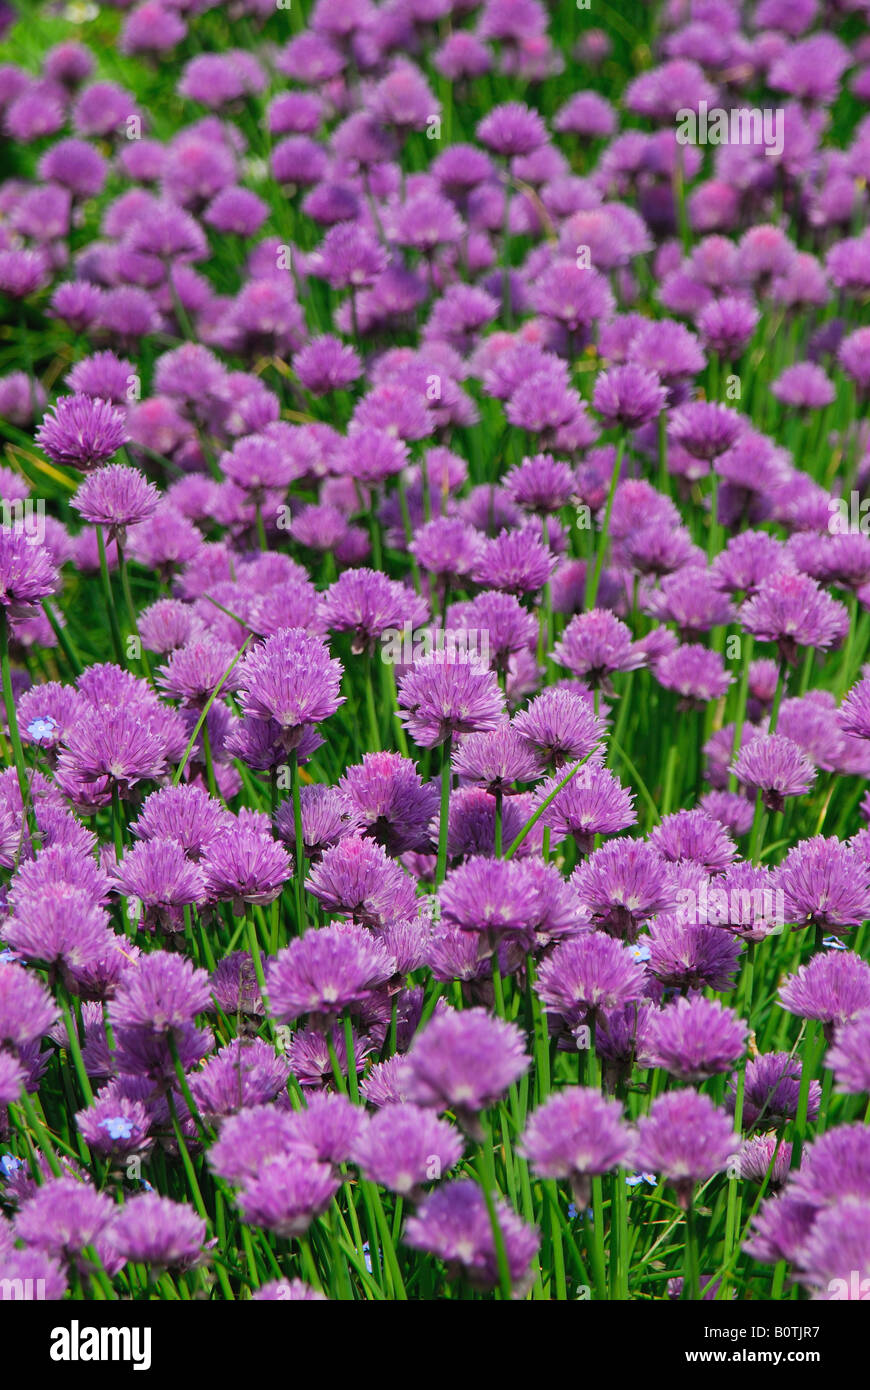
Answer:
[411,518,483,586]
[404,1008,529,1130]
[746,1192,818,1267]
[273,783,359,861]
[266,922,392,1023]
[710,530,792,599]
[520,1088,635,1203]
[532,263,615,340]
[351,1104,463,1197]
[0,1050,25,1108]
[438,856,537,945]
[459,591,538,674]
[738,1134,792,1189]
[642,996,747,1081]
[504,453,577,515]
[13,1177,114,1262]
[252,1279,326,1301]
[593,364,667,429]
[397,650,505,749]
[536,933,647,1033]
[294,336,362,396]
[789,1124,870,1212]
[306,835,417,928]
[647,915,742,992]
[839,327,870,397]
[0,249,49,299]
[121,3,187,55]
[106,1193,205,1271]
[799,1203,870,1299]
[338,753,437,856]
[774,837,870,937]
[571,838,676,941]
[156,635,243,707]
[190,1039,289,1121]
[650,809,736,874]
[0,962,58,1050]
[66,351,135,404]
[452,724,542,791]
[113,838,207,932]
[730,1051,820,1130]
[656,643,731,706]
[319,568,427,655]
[220,435,297,497]
[36,395,129,473]
[109,951,210,1034]
[472,523,556,596]
[840,675,870,741]
[313,222,388,293]
[697,296,759,359]
[276,1091,362,1169]
[732,733,816,811]
[739,571,848,664]
[829,1009,870,1095]
[203,186,268,238]
[38,138,107,199]
[703,861,783,942]
[237,1154,340,1238]
[71,464,160,539]
[55,705,171,798]
[537,763,636,854]
[8,841,112,914]
[206,1105,302,1185]
[238,627,344,748]
[76,1088,152,1158]
[635,1091,738,1206]
[512,688,605,771]
[405,1178,539,1296]
[668,401,743,461]
[130,784,232,860]
[476,101,546,157]
[207,951,263,1020]
[553,610,644,688]
[287,1023,372,1091]
[0,530,59,613]
[4,889,113,975]
[201,810,292,913]
[646,566,735,638]
[779,949,870,1038]
[771,362,836,410]
[436,785,543,862]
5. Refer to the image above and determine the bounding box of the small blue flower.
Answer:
[567,1202,577,1219]
[626,1172,657,1188]
[26,715,58,742]
[99,1115,135,1141]
[627,943,651,963]
[0,1153,24,1180]
[822,936,848,950]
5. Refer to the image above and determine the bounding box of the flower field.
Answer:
[1,0,870,1317]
